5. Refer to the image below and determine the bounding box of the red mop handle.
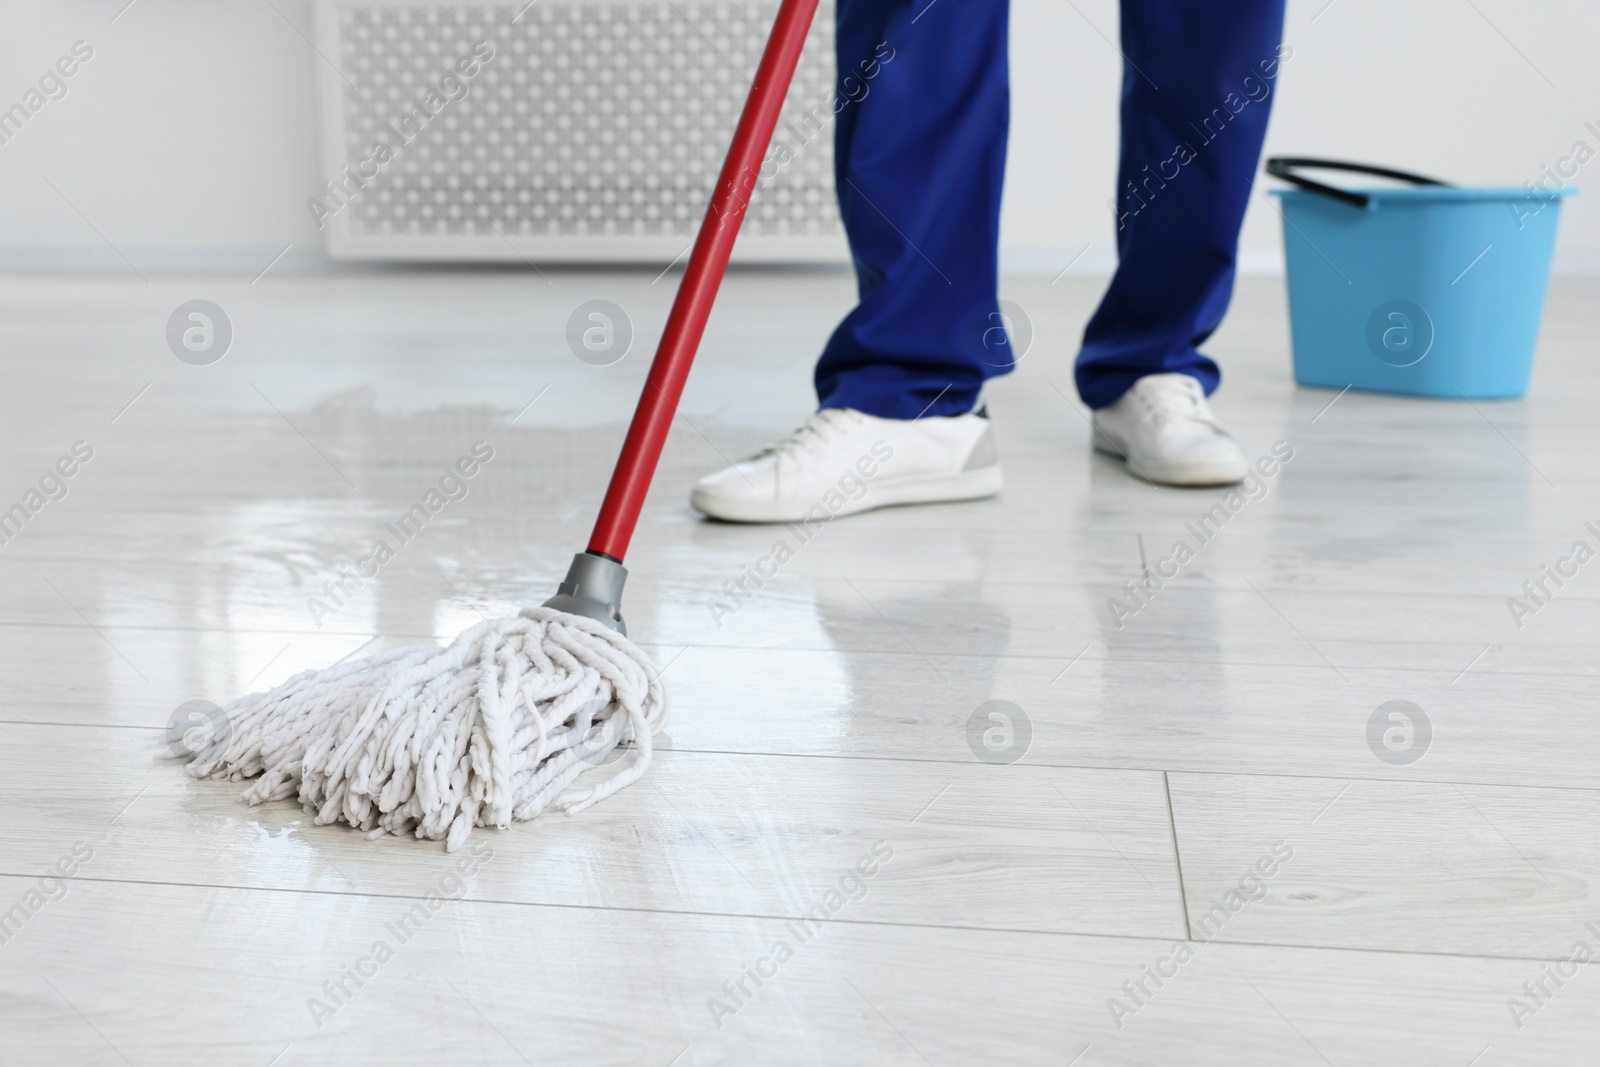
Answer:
[586,0,821,562]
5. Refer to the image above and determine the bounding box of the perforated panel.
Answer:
[312,0,845,262]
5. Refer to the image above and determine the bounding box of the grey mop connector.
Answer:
[541,551,629,635]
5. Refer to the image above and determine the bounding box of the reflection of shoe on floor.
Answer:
[1091,373,1247,486]
[690,406,1002,524]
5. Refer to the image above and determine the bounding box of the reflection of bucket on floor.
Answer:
[1268,157,1574,399]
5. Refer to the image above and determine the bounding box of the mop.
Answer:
[179,0,822,852]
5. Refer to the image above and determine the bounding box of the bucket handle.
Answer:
[1265,157,1451,209]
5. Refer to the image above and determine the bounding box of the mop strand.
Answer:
[179,607,668,852]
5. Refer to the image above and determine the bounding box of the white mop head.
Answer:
[180,607,668,851]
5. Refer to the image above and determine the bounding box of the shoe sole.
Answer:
[1091,434,1246,487]
[691,465,1003,524]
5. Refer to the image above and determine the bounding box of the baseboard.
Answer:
[0,245,334,276]
[1001,243,1600,278]
[4,242,1599,277]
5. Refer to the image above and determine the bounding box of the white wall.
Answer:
[1002,0,1600,274]
[1,0,1596,274]
[0,1,325,271]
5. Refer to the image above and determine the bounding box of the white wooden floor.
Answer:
[1,267,1597,1065]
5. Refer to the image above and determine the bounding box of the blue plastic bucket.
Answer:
[1267,158,1573,399]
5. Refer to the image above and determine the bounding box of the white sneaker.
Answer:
[1091,373,1247,486]
[690,407,1002,523]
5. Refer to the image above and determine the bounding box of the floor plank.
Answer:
[0,725,1184,939]
[1170,772,1600,960]
[3,876,1595,1066]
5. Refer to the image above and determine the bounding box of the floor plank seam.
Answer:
[7,730,1600,795]
[1162,771,1194,942]
[9,870,1595,967]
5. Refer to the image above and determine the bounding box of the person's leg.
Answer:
[1075,0,1289,409]
[815,0,1011,421]
[688,0,1009,523]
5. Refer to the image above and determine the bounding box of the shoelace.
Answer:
[1134,376,1223,432]
[748,408,863,462]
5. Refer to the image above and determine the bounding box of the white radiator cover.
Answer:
[311,0,846,263]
